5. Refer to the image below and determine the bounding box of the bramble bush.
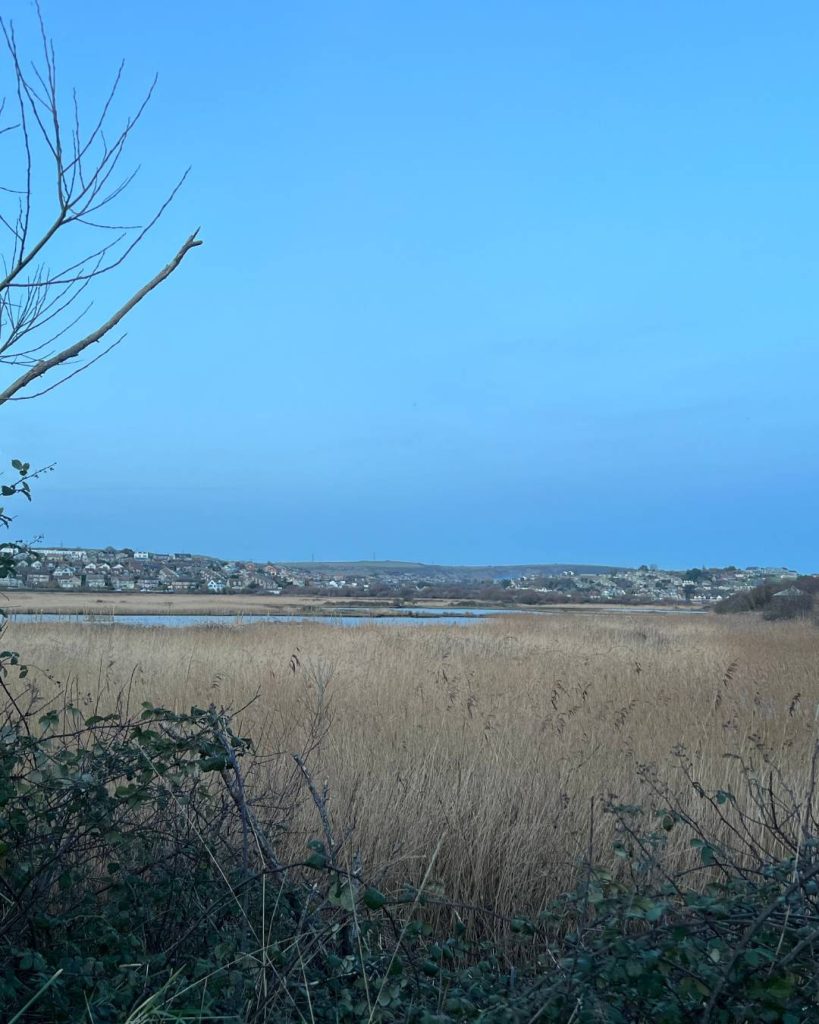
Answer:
[2,649,819,1022]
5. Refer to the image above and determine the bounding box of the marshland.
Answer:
[8,609,818,920]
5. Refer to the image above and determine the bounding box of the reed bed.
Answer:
[5,611,819,920]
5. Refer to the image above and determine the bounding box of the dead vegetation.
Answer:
[5,610,819,920]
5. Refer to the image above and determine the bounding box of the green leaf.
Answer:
[690,839,716,865]
[328,881,356,911]
[625,958,643,978]
[363,886,386,910]
[38,710,59,731]
[764,975,794,1001]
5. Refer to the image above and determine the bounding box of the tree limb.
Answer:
[0,230,201,406]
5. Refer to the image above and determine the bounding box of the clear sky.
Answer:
[3,1,818,569]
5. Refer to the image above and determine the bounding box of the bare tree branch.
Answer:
[0,230,201,406]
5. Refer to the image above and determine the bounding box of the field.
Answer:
[6,609,818,922]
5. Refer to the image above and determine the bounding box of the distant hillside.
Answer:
[714,575,819,616]
[279,561,624,581]
[282,561,428,571]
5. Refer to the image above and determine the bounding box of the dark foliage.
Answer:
[715,576,819,616]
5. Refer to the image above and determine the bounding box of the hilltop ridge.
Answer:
[279,560,625,579]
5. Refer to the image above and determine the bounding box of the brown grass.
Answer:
[4,589,406,617]
[5,611,819,919]
[3,589,695,616]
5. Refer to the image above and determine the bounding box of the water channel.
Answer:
[6,605,706,628]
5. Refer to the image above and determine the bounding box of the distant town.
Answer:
[0,545,803,606]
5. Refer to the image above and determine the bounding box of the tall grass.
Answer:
[6,611,819,920]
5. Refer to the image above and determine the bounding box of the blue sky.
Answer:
[3,1,818,568]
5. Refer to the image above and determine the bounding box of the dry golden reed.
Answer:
[6,611,819,919]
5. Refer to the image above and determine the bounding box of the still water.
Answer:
[6,605,704,628]
[7,607,512,628]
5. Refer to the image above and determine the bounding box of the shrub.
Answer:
[716,576,819,616]
[3,660,819,1021]
[764,591,814,621]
